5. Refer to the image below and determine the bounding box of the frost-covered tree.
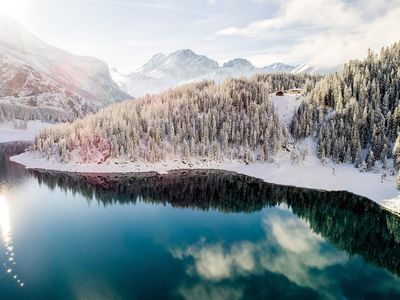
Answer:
[291,41,400,171]
[34,76,318,163]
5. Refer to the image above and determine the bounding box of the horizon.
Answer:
[1,0,400,73]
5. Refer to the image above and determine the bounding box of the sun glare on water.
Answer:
[0,194,25,287]
[0,194,10,244]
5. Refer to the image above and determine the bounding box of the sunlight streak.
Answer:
[0,194,24,287]
[0,194,11,245]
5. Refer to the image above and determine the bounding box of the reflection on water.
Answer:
[1,142,400,299]
[0,195,11,244]
[32,169,400,278]
[171,211,349,300]
[0,194,24,287]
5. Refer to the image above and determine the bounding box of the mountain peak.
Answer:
[168,49,219,68]
[223,58,254,69]
[136,49,219,79]
[172,49,197,57]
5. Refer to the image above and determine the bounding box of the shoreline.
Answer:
[0,120,52,143]
[10,150,400,215]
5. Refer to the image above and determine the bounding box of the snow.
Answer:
[0,15,129,107]
[110,68,128,87]
[120,49,303,97]
[119,48,341,98]
[10,145,400,215]
[7,93,400,215]
[0,120,52,143]
[291,63,319,74]
[269,93,303,127]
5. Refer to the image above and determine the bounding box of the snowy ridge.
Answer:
[116,49,323,97]
[0,15,130,119]
[0,54,92,120]
[291,63,319,74]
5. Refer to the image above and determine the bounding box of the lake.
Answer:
[0,142,400,300]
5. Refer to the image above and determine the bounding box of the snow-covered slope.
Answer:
[0,54,91,121]
[291,63,320,75]
[290,63,339,75]
[263,62,296,73]
[119,50,312,97]
[269,93,304,127]
[0,120,52,143]
[138,49,219,79]
[0,15,130,117]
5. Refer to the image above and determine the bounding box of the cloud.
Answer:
[216,0,400,68]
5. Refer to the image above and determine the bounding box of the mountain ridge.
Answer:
[114,49,327,97]
[0,15,130,122]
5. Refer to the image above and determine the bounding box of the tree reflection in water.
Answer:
[32,169,400,280]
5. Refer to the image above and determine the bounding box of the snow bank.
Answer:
[0,120,52,143]
[10,148,400,215]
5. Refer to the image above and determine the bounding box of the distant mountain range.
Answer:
[112,49,326,97]
[0,16,130,120]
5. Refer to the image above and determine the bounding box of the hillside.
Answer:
[0,54,89,122]
[291,42,400,183]
[31,74,317,163]
[0,16,130,122]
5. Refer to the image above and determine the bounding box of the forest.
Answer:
[290,42,400,185]
[29,43,400,189]
[33,74,318,164]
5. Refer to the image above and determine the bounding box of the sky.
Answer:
[1,0,400,73]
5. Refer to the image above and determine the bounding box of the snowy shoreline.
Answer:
[10,149,400,215]
[0,120,52,143]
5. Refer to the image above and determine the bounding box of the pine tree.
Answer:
[366,150,376,171]
[393,134,400,171]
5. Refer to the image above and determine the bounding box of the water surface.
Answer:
[0,142,400,300]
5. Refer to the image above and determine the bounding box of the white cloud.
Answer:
[216,0,400,68]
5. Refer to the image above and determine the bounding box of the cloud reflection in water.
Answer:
[171,206,350,299]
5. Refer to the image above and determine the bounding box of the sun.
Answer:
[0,0,29,21]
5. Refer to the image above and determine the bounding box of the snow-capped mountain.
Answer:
[291,63,319,74]
[115,49,323,98]
[138,49,219,79]
[0,16,130,121]
[0,54,89,121]
[263,62,297,73]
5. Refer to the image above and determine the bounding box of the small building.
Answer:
[275,91,284,96]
